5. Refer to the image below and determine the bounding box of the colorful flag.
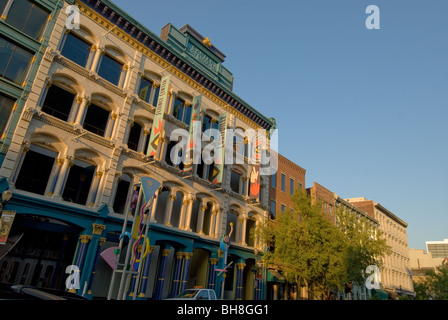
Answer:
[146,75,171,159]
[209,112,228,184]
[183,95,202,172]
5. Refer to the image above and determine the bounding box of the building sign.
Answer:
[146,75,171,159]
[187,43,217,72]
[183,95,202,172]
[0,211,16,245]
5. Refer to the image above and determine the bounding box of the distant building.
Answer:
[267,153,306,300]
[346,197,415,299]
[409,248,445,284]
[426,239,448,259]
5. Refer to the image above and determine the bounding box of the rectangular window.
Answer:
[271,172,276,188]
[15,146,56,195]
[138,77,153,103]
[290,178,294,195]
[5,0,49,41]
[281,173,285,192]
[98,54,122,86]
[172,98,192,126]
[270,200,276,219]
[0,35,33,85]
[62,160,95,205]
[113,178,131,214]
[41,85,75,122]
[230,171,241,193]
[0,93,16,136]
[83,103,109,137]
[281,204,286,214]
[61,32,91,67]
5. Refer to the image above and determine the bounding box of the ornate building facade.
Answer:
[0,0,276,300]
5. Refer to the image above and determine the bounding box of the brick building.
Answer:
[269,153,306,219]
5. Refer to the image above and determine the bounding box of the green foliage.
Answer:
[258,189,346,299]
[257,189,392,299]
[420,264,448,300]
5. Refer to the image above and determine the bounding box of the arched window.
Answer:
[41,85,76,122]
[138,76,160,106]
[62,158,96,205]
[60,32,92,68]
[15,144,57,195]
[172,98,191,126]
[97,47,127,86]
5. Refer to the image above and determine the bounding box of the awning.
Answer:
[371,288,389,300]
[267,269,286,283]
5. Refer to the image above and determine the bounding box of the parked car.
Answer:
[167,288,217,300]
[0,284,87,300]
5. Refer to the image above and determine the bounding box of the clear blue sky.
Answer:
[111,0,448,250]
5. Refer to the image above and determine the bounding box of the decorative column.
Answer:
[90,46,104,73]
[180,252,193,293]
[79,223,106,297]
[87,171,103,206]
[179,198,189,230]
[52,156,73,197]
[86,237,106,296]
[184,195,195,231]
[170,252,184,298]
[105,113,117,140]
[240,215,247,245]
[236,262,246,300]
[153,248,171,300]
[137,246,155,299]
[69,234,91,293]
[150,188,160,222]
[164,189,176,226]
[207,258,218,290]
[45,157,64,196]
[197,199,207,235]
[74,96,91,126]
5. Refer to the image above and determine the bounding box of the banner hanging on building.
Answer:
[209,112,228,184]
[249,131,261,200]
[0,211,16,245]
[183,95,202,172]
[146,75,171,159]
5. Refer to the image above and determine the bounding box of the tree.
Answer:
[423,263,448,300]
[257,189,346,299]
[335,207,391,288]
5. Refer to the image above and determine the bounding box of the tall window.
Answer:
[83,103,109,137]
[138,77,159,105]
[5,0,49,41]
[60,32,92,68]
[0,35,33,85]
[15,145,56,195]
[127,122,142,152]
[98,53,123,86]
[270,200,276,220]
[62,160,95,205]
[0,93,16,136]
[230,171,241,193]
[41,85,75,122]
[281,173,286,192]
[271,172,276,188]
[113,175,131,214]
[290,178,294,195]
[172,98,191,126]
